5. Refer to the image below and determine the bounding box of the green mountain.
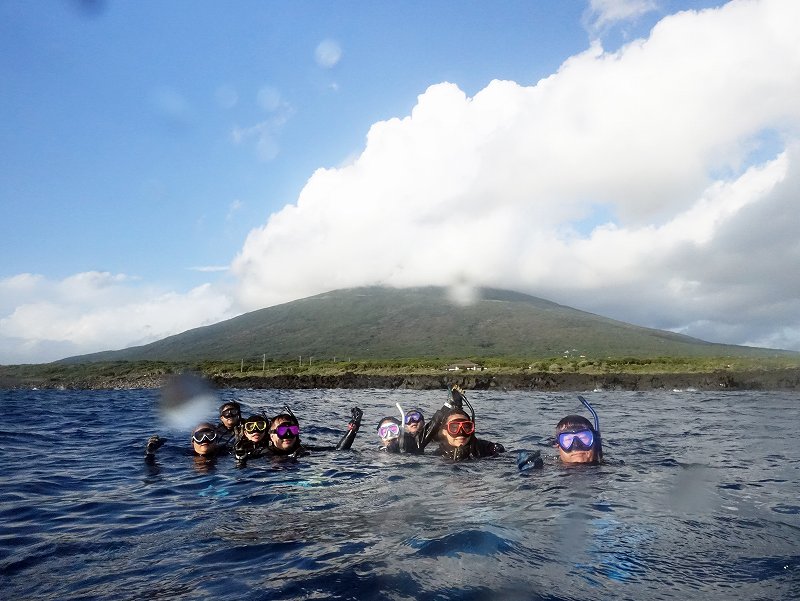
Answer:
[62,286,791,363]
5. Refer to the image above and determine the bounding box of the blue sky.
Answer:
[3,1,587,285]
[2,0,799,363]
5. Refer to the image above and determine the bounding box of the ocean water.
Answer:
[1,388,798,601]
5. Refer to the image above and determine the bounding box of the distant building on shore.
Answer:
[445,361,483,372]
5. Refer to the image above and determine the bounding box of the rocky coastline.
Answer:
[5,368,800,392]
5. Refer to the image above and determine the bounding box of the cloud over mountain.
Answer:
[232,0,800,349]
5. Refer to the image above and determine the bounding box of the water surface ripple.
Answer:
[1,388,798,600]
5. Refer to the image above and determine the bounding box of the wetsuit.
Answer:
[252,407,362,461]
[215,423,241,450]
[233,437,270,463]
[432,437,505,461]
[397,431,426,454]
[382,406,471,455]
[266,439,311,459]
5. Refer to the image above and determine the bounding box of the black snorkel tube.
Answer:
[281,404,298,423]
[577,395,603,459]
[463,396,476,424]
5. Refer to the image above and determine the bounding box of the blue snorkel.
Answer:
[577,395,603,459]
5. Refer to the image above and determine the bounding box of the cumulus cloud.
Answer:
[232,0,800,350]
[0,272,235,364]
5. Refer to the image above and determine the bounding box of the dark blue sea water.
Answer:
[1,388,798,600]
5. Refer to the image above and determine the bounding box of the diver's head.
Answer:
[219,401,242,430]
[555,415,599,464]
[242,414,269,443]
[403,408,425,435]
[442,410,474,448]
[269,413,300,451]
[191,422,219,456]
[377,416,401,448]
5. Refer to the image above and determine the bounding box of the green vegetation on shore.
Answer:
[2,355,799,390]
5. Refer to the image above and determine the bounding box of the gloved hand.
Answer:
[516,449,543,471]
[349,406,363,428]
[145,434,165,456]
[233,441,248,462]
[448,385,466,410]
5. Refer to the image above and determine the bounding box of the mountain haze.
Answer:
[64,287,789,363]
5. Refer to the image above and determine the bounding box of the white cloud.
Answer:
[315,39,342,68]
[0,272,235,364]
[585,0,660,33]
[4,0,799,364]
[232,0,800,350]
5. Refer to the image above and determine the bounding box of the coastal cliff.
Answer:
[5,368,800,391]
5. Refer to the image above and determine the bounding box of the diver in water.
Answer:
[399,407,426,453]
[232,413,271,464]
[381,389,465,454]
[376,412,426,454]
[215,401,243,446]
[376,416,403,452]
[516,395,603,470]
[144,421,227,463]
[427,386,505,461]
[431,409,505,461]
[190,422,224,458]
[266,405,363,459]
[554,395,604,465]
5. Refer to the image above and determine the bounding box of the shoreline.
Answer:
[4,368,800,392]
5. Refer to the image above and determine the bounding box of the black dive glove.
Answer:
[233,440,249,462]
[336,406,363,450]
[447,385,466,410]
[145,435,165,457]
[350,406,363,426]
[516,449,543,471]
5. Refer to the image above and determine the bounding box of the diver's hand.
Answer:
[233,441,248,462]
[447,385,466,410]
[516,449,543,470]
[493,443,506,454]
[349,406,363,427]
[145,434,165,456]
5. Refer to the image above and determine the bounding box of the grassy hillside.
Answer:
[59,286,794,364]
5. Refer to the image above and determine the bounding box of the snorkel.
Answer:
[395,402,406,434]
[577,395,603,460]
[281,404,298,423]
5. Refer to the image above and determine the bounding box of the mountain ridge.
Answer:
[60,286,792,363]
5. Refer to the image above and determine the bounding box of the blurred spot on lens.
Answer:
[160,373,217,429]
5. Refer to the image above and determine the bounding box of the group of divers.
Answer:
[145,385,603,470]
